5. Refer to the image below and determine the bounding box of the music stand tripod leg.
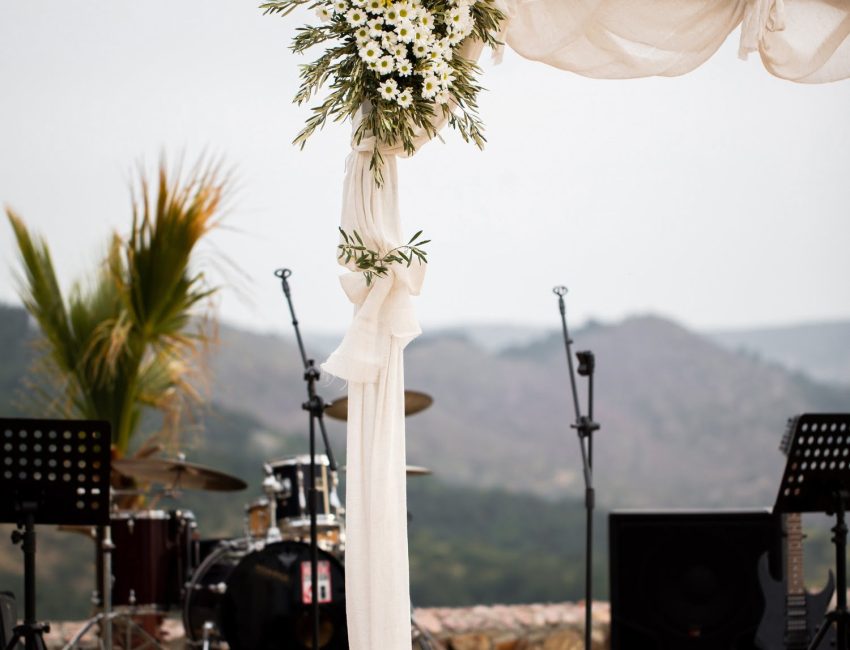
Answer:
[808,492,850,650]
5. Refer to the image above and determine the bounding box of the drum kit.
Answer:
[61,390,434,650]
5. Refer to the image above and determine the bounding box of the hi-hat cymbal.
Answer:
[324,390,433,421]
[113,458,247,492]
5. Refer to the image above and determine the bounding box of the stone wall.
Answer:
[415,602,610,650]
[44,602,611,649]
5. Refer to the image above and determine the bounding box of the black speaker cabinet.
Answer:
[609,509,781,650]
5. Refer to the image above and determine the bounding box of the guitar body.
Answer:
[756,551,836,650]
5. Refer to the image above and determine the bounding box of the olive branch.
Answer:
[338,227,430,286]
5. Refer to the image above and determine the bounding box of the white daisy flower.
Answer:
[434,90,450,104]
[396,88,414,108]
[448,6,472,30]
[431,58,450,74]
[439,69,455,85]
[391,42,407,59]
[376,55,395,75]
[346,7,368,25]
[418,10,434,30]
[421,75,439,99]
[358,40,382,63]
[367,17,384,38]
[412,40,431,58]
[396,60,413,76]
[315,6,332,21]
[447,29,466,45]
[365,0,385,13]
[355,26,371,43]
[334,0,349,12]
[436,37,453,59]
[378,78,399,100]
[381,30,398,50]
[395,2,413,21]
[384,6,400,23]
[394,21,415,43]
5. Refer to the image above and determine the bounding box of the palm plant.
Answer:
[5,160,228,456]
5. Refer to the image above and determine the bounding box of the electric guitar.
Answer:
[756,417,835,650]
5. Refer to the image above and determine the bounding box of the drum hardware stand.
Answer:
[262,464,283,543]
[771,413,850,650]
[276,268,341,650]
[553,287,600,650]
[63,515,162,650]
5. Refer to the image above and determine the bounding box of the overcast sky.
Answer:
[1,2,849,340]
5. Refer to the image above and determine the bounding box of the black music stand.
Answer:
[0,418,111,650]
[773,413,850,650]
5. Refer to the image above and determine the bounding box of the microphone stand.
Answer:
[553,286,600,650]
[276,268,339,650]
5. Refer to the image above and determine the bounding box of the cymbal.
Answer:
[405,465,433,477]
[324,390,433,421]
[113,458,247,492]
[57,525,96,538]
[340,464,433,477]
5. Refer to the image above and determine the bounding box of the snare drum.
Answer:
[244,497,271,539]
[108,509,196,610]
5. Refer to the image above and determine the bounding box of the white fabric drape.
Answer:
[321,2,850,648]
[501,0,850,83]
[321,40,484,650]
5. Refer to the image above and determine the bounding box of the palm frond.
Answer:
[7,157,228,455]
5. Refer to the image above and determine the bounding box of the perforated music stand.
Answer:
[0,418,111,650]
[773,413,850,650]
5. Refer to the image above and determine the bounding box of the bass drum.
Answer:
[184,539,348,649]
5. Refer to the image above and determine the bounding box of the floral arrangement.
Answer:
[261,0,504,184]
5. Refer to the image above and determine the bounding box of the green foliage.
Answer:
[407,480,609,605]
[337,227,429,285]
[5,160,228,454]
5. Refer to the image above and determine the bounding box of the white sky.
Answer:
[1,1,849,338]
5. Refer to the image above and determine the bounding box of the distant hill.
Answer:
[711,320,850,387]
[212,315,850,510]
[2,303,849,618]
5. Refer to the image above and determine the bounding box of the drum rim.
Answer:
[111,509,171,520]
[245,497,270,511]
[183,538,253,642]
[111,508,196,521]
[280,515,343,528]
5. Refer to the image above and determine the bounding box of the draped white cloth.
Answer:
[502,0,850,82]
[321,2,850,648]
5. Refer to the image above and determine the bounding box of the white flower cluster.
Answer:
[316,0,476,108]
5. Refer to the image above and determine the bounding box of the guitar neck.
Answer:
[784,512,806,596]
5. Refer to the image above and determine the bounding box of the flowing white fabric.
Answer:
[320,3,850,648]
[321,40,484,650]
[501,0,850,83]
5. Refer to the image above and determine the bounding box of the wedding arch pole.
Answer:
[553,286,600,650]
[276,268,339,650]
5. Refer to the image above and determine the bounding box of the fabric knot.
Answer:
[739,0,787,60]
[322,263,424,384]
